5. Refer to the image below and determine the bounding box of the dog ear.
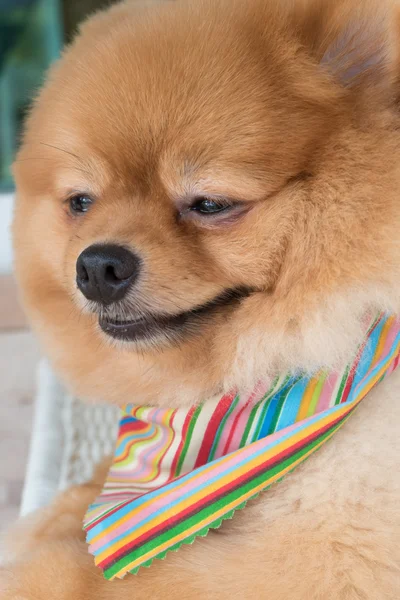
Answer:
[292,0,398,92]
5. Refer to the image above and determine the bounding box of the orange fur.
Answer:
[4,0,400,597]
[2,373,400,599]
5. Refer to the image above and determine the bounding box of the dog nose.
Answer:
[76,244,140,304]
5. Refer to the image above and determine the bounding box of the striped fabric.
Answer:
[84,313,400,580]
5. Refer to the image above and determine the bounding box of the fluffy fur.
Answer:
[2,372,400,599]
[3,0,400,597]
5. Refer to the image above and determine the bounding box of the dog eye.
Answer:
[190,197,231,215]
[69,194,93,215]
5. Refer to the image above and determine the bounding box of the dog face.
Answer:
[13,0,400,406]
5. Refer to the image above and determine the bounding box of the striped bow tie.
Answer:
[84,313,400,580]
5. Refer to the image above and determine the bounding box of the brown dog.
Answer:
[2,0,400,597]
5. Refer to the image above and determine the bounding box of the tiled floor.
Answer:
[0,276,39,531]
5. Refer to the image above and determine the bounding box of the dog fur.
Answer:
[2,0,400,597]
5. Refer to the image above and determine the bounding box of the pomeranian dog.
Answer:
[2,0,400,597]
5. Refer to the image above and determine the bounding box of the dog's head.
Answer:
[13,0,400,405]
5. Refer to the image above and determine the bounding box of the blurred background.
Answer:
[0,0,119,532]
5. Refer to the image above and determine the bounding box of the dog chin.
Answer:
[96,314,194,352]
[96,321,184,353]
[82,285,257,352]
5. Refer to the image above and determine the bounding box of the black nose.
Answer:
[76,244,140,305]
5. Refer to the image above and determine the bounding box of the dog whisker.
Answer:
[35,142,92,176]
[14,157,92,177]
[39,142,84,163]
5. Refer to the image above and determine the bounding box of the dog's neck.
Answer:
[84,313,400,580]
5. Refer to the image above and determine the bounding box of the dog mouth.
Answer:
[98,286,254,343]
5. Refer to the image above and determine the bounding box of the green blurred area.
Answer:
[0,0,115,191]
